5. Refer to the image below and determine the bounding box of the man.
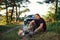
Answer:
[18,14,46,36]
[28,14,46,33]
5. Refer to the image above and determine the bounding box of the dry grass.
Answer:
[30,32,60,40]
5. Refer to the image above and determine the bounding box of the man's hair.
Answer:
[35,14,40,18]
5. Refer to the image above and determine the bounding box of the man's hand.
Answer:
[18,29,23,35]
[27,20,35,30]
[34,23,43,33]
[34,29,38,33]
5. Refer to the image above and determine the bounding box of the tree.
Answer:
[43,1,56,22]
[55,7,60,20]
[54,0,60,20]
[0,0,27,24]
[7,0,23,23]
[45,0,55,3]
[5,0,8,24]
[55,0,58,14]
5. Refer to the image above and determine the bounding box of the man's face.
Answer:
[35,15,40,20]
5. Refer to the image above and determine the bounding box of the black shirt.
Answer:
[33,18,46,31]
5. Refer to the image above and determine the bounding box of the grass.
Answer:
[0,27,23,40]
[0,21,60,40]
[47,21,60,33]
[0,24,20,33]
[0,21,24,33]
[1,28,19,40]
[30,32,60,40]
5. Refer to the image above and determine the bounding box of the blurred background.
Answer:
[0,0,60,40]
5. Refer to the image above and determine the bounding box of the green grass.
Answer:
[0,24,20,33]
[1,28,19,40]
[0,21,60,40]
[47,21,60,33]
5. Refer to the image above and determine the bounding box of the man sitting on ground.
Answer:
[18,14,46,37]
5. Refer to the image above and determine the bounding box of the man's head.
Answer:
[35,14,40,20]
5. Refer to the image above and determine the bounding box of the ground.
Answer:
[0,21,60,40]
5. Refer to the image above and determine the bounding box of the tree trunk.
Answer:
[54,0,58,20]
[16,5,18,22]
[55,0,58,14]
[10,4,14,23]
[18,4,20,22]
[6,0,8,24]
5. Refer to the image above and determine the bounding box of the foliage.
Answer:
[0,15,6,25]
[0,7,5,11]
[43,3,55,22]
[43,0,60,22]
[55,7,60,20]
[45,0,55,3]
[19,17,25,21]
[19,8,30,15]
[47,21,60,33]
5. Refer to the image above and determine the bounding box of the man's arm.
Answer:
[34,23,43,33]
[27,20,35,30]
